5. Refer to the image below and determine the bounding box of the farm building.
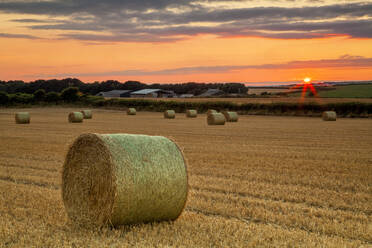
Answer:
[130,89,175,98]
[198,89,223,97]
[96,90,131,98]
[179,94,194,98]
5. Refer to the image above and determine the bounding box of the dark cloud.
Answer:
[0,1,371,42]
[32,55,372,78]
[0,32,39,39]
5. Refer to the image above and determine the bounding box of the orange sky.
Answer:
[0,1,371,84]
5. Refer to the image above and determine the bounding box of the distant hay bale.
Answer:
[127,108,136,115]
[62,133,188,227]
[322,111,337,121]
[68,112,83,123]
[15,112,30,124]
[81,110,92,119]
[222,111,239,122]
[207,109,217,115]
[186,109,197,118]
[164,110,175,119]
[207,113,225,125]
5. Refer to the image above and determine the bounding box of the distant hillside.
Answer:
[318,84,372,98]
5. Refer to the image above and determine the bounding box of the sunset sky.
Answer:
[0,0,372,85]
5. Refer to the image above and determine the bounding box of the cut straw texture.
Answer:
[207,109,217,115]
[207,113,226,125]
[127,108,136,115]
[186,109,197,118]
[68,112,84,123]
[62,133,188,227]
[15,112,30,124]
[222,111,239,122]
[164,110,175,119]
[81,110,92,119]
[322,111,337,121]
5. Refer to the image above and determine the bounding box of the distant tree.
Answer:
[34,89,46,101]
[45,92,60,103]
[0,91,9,105]
[123,81,146,91]
[10,93,34,104]
[61,87,79,102]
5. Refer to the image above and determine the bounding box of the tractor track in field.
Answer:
[185,207,372,245]
[0,175,59,190]
[190,185,371,216]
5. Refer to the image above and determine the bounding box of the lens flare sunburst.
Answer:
[288,77,319,104]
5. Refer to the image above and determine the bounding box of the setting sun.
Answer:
[304,77,311,83]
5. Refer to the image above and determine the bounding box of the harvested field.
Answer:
[137,97,372,104]
[0,107,371,247]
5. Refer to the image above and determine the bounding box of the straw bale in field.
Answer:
[207,109,217,115]
[15,112,30,124]
[207,113,225,125]
[62,133,188,227]
[186,109,197,118]
[127,108,136,115]
[322,111,337,121]
[68,112,83,123]
[222,111,239,122]
[164,110,175,119]
[81,110,92,119]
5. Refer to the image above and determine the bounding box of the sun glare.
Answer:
[304,77,311,83]
[288,76,318,104]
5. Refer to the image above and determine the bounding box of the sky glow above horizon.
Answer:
[0,0,371,84]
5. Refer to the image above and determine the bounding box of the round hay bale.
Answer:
[68,112,83,123]
[207,113,225,125]
[127,108,136,115]
[81,110,92,119]
[164,110,175,119]
[15,112,30,124]
[207,109,217,115]
[186,109,197,118]
[322,111,337,121]
[222,111,239,122]
[62,133,188,227]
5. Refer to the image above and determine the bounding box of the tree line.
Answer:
[0,78,248,95]
[0,87,82,105]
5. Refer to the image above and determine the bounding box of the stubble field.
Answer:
[0,107,371,247]
[136,97,372,104]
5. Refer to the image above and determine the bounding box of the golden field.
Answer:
[134,97,372,104]
[0,107,371,247]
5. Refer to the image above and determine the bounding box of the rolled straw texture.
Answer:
[222,111,239,122]
[186,109,197,118]
[81,110,92,119]
[68,112,84,123]
[15,112,30,124]
[207,113,225,125]
[322,111,337,121]
[207,109,217,115]
[164,110,175,119]
[62,133,188,227]
[127,108,136,115]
